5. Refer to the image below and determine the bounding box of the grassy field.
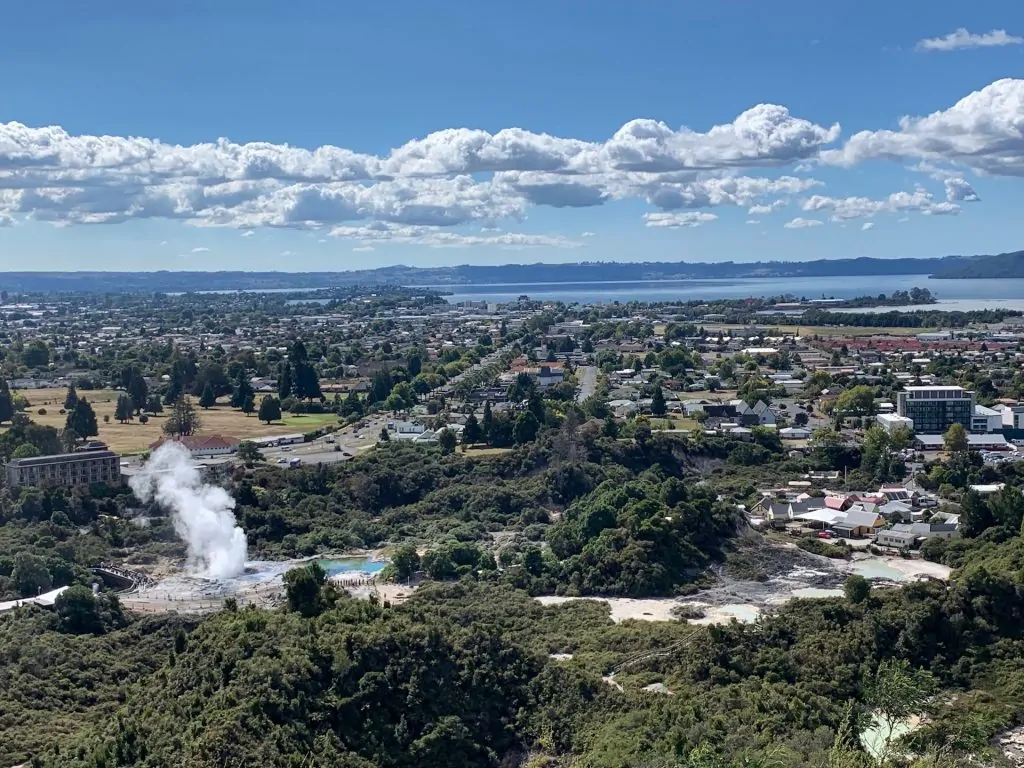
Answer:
[10,389,339,454]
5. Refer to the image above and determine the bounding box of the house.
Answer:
[149,434,240,457]
[779,426,812,439]
[876,522,959,550]
[393,421,428,439]
[730,399,777,426]
[831,506,886,538]
[607,399,638,417]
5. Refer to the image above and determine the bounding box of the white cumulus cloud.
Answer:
[944,177,980,202]
[801,188,959,221]
[821,78,1024,177]
[861,222,875,231]
[190,246,210,253]
[783,217,823,229]
[916,28,1023,52]
[643,212,718,228]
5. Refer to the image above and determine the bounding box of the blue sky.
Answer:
[0,0,1022,271]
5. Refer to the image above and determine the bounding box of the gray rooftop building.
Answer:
[6,450,121,489]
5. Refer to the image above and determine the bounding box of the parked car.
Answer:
[817,531,833,539]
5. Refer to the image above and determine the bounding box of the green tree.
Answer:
[162,396,201,437]
[21,340,50,367]
[482,401,494,444]
[55,585,103,635]
[513,411,540,444]
[230,372,254,409]
[602,415,620,439]
[342,389,363,417]
[12,551,52,597]
[258,395,282,425]
[241,392,256,416]
[127,372,148,415]
[390,544,420,582]
[66,399,98,440]
[282,563,327,617]
[278,361,293,399]
[0,378,13,424]
[835,385,877,418]
[145,394,164,414]
[843,574,870,604]
[865,659,937,764]
[11,443,40,459]
[438,428,457,455]
[237,441,263,464]
[199,382,217,409]
[943,422,969,454]
[63,383,79,411]
[651,385,667,416]
[114,393,134,424]
[462,413,483,445]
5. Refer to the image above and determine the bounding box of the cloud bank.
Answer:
[916,28,1023,52]
[0,78,1014,243]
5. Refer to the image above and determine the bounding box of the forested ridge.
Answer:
[5,430,1024,765]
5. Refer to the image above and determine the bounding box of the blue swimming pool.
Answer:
[317,557,387,576]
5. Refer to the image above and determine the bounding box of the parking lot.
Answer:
[259,414,391,466]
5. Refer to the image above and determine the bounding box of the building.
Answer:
[972,404,1003,434]
[149,434,240,457]
[896,386,975,434]
[876,413,914,434]
[995,403,1024,431]
[6,450,121,488]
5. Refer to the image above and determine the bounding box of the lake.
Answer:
[430,275,1024,309]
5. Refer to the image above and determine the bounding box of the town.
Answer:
[5,284,1024,767]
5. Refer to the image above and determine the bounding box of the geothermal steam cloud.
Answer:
[130,442,248,579]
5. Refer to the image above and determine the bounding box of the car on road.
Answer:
[325,435,335,443]
[276,457,288,464]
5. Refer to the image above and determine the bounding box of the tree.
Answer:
[237,440,263,464]
[230,372,254,410]
[463,413,483,445]
[513,411,540,444]
[21,340,50,368]
[12,551,52,597]
[146,394,164,414]
[163,396,201,437]
[482,401,494,444]
[390,544,420,582]
[198,382,217,409]
[241,392,256,416]
[835,385,877,418]
[258,395,282,425]
[843,574,870,604]
[651,386,667,416]
[342,389,363,417]
[379,427,390,442]
[634,420,653,446]
[64,383,79,411]
[282,563,327,618]
[114,393,134,424]
[278,362,293,400]
[66,399,99,440]
[438,428,457,455]
[407,354,422,378]
[127,372,148,415]
[11,443,40,459]
[55,585,103,635]
[793,410,809,427]
[943,422,969,454]
[865,659,937,764]
[0,379,13,424]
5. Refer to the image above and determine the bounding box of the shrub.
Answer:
[37,408,47,415]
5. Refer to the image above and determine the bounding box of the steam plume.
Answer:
[130,442,248,578]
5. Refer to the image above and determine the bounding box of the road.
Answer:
[576,366,598,402]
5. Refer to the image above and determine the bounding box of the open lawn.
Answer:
[462,446,514,458]
[8,389,340,454]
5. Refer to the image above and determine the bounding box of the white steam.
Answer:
[129,442,248,579]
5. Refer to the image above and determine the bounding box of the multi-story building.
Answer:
[5,450,121,489]
[897,385,975,434]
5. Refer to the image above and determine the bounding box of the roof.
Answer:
[792,509,846,524]
[8,450,118,467]
[150,435,240,451]
[837,508,884,529]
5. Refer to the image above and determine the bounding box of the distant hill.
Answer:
[0,257,971,294]
[929,250,1024,279]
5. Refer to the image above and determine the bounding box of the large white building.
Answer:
[897,386,975,434]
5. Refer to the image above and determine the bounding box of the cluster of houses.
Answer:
[748,487,958,550]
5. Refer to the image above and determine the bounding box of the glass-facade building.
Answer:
[896,386,975,434]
